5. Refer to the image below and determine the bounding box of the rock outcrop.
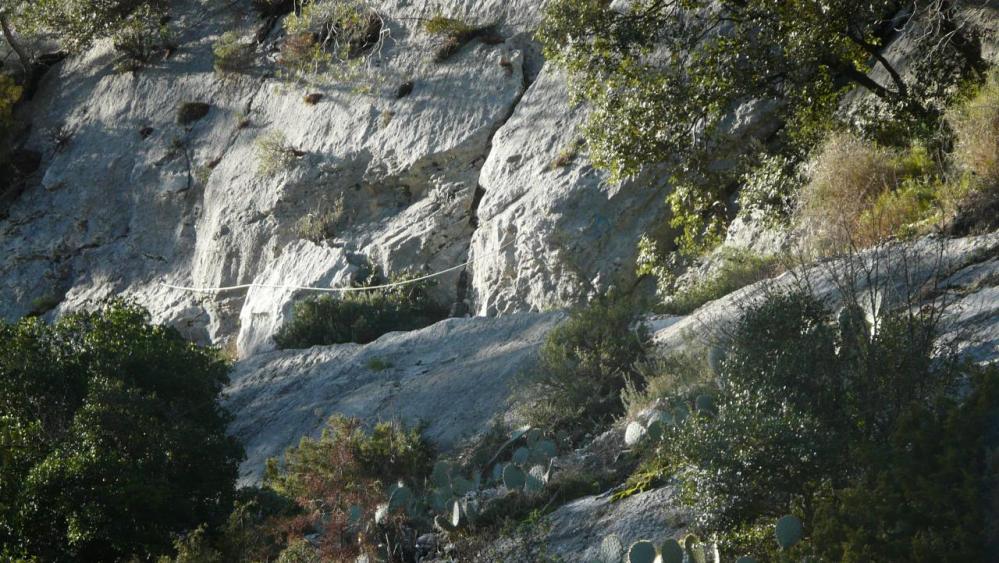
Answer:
[226,310,562,484]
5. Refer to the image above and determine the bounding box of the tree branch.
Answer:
[0,12,31,74]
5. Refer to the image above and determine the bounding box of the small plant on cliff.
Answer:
[255,130,302,177]
[423,14,500,62]
[213,31,254,74]
[278,0,384,84]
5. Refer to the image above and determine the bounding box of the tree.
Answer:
[0,301,244,562]
[537,0,984,239]
[0,0,168,71]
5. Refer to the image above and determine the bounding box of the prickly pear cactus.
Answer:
[627,540,656,563]
[660,538,683,563]
[775,514,803,549]
[512,446,530,465]
[388,483,412,512]
[735,557,759,563]
[695,394,717,416]
[683,534,707,563]
[503,463,527,489]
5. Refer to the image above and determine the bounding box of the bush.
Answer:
[631,288,992,560]
[797,131,900,252]
[255,130,301,177]
[278,0,383,82]
[0,301,243,561]
[423,14,499,62]
[111,5,175,73]
[213,31,254,73]
[273,274,448,348]
[517,296,647,441]
[264,416,434,561]
[950,69,999,189]
[659,248,782,315]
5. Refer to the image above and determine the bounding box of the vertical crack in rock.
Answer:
[455,59,539,312]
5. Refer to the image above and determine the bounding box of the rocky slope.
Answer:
[0,0,677,358]
[3,0,999,560]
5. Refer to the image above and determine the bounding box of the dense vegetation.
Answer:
[621,290,997,560]
[517,296,648,441]
[0,302,242,562]
[274,274,448,348]
[540,0,992,261]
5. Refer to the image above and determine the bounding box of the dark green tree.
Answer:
[0,301,243,562]
[538,0,984,243]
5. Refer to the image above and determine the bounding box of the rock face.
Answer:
[467,67,672,315]
[0,0,671,356]
[652,232,999,365]
[226,311,562,484]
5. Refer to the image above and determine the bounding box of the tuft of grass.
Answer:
[423,14,500,62]
[950,69,999,189]
[213,31,254,74]
[550,138,583,170]
[296,193,346,243]
[659,248,782,315]
[255,130,301,177]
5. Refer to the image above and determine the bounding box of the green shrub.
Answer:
[517,296,648,441]
[423,14,498,62]
[111,5,175,73]
[629,288,992,560]
[274,274,447,348]
[659,249,782,315]
[255,130,301,177]
[264,416,434,561]
[213,31,254,73]
[278,0,382,83]
[296,193,345,242]
[0,301,243,561]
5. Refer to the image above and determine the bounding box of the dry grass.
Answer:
[797,131,899,253]
[950,69,999,190]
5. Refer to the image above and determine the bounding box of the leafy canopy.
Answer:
[0,301,243,562]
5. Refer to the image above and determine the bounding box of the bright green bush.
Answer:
[273,275,447,348]
[517,296,648,441]
[0,301,243,562]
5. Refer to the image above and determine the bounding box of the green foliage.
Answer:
[517,296,648,441]
[255,130,300,177]
[423,14,498,62]
[737,151,805,227]
[0,301,242,561]
[264,415,434,561]
[273,273,447,348]
[21,0,169,54]
[213,31,254,74]
[110,4,174,73]
[806,367,999,562]
[629,288,992,560]
[658,249,782,315]
[278,0,382,84]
